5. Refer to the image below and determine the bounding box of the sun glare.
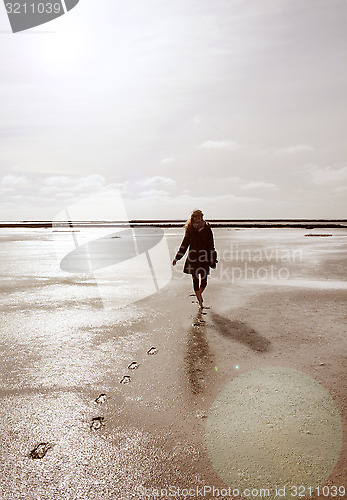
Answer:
[33,25,92,74]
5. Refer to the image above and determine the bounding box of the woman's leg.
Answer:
[192,272,203,308]
[198,273,208,306]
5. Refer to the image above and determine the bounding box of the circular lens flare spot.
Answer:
[205,367,342,498]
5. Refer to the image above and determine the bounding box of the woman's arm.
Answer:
[207,227,217,266]
[172,232,190,265]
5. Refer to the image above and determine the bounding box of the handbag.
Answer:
[210,250,218,269]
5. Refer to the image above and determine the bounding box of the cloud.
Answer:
[40,175,107,197]
[1,174,28,187]
[270,144,314,154]
[161,158,175,165]
[241,181,279,191]
[0,173,108,211]
[308,165,347,184]
[136,176,176,188]
[139,189,170,198]
[176,193,262,204]
[44,176,74,187]
[75,175,106,193]
[198,140,243,150]
[333,185,347,195]
[55,191,76,199]
[125,191,263,220]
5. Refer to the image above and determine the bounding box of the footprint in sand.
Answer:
[128,361,139,370]
[147,347,158,355]
[196,411,208,419]
[29,443,52,459]
[120,375,131,384]
[193,319,206,326]
[90,417,104,430]
[95,393,107,404]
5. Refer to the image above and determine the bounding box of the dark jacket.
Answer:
[175,222,217,275]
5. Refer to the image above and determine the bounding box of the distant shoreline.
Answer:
[0,219,346,229]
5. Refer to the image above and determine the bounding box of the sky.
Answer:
[0,0,347,220]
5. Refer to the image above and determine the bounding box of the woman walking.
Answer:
[172,210,217,309]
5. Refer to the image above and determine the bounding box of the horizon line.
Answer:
[1,218,347,223]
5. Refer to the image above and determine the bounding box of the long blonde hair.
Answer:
[184,209,204,233]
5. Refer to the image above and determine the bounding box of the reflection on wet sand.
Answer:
[186,312,213,395]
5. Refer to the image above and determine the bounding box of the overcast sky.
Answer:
[0,0,347,220]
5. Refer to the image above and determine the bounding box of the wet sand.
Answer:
[0,227,346,499]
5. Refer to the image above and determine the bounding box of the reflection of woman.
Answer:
[172,209,217,309]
